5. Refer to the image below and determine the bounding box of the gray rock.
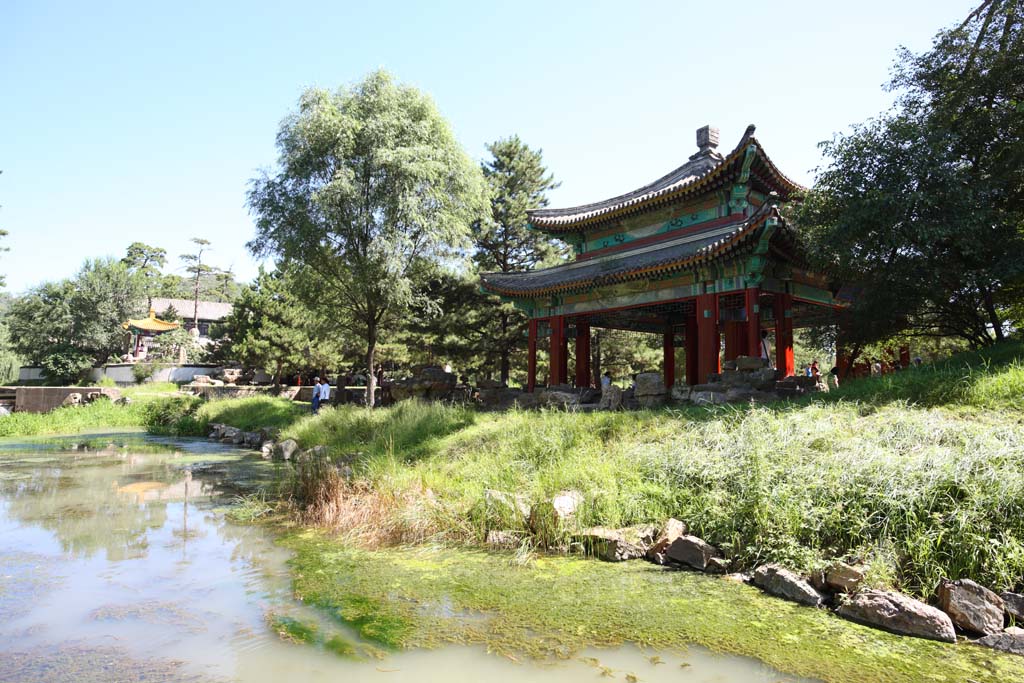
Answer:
[552,490,584,518]
[665,535,720,570]
[1001,592,1024,622]
[825,562,865,593]
[61,392,83,407]
[260,441,274,459]
[670,383,691,402]
[735,355,764,371]
[706,556,731,574]
[274,438,300,461]
[724,387,755,403]
[599,384,623,410]
[837,590,956,643]
[938,578,1005,635]
[691,391,727,406]
[529,490,585,542]
[647,517,687,559]
[752,564,825,607]
[633,372,667,397]
[635,393,666,409]
[576,527,646,562]
[976,627,1024,656]
[538,390,579,407]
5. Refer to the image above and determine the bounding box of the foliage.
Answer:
[0,399,149,437]
[799,1,1024,347]
[179,237,214,324]
[470,136,563,383]
[146,325,205,364]
[144,394,304,436]
[7,258,145,380]
[121,241,167,308]
[210,267,346,382]
[248,70,486,405]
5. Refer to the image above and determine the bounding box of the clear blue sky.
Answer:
[1,0,974,294]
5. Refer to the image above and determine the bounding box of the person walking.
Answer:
[601,371,612,390]
[311,376,322,414]
[319,376,331,410]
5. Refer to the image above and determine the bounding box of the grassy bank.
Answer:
[281,533,1024,683]
[259,342,1024,599]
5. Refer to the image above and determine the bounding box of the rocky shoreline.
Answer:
[206,422,1024,659]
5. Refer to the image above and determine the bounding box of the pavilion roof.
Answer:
[528,125,804,233]
[122,309,180,334]
[481,204,789,298]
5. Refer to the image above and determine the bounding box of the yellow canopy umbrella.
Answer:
[122,309,180,334]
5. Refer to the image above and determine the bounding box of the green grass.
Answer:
[283,533,1024,683]
[0,399,150,437]
[144,395,305,436]
[264,341,1024,599]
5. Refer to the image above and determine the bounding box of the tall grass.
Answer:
[0,399,150,437]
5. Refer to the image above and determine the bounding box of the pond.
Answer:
[0,431,813,682]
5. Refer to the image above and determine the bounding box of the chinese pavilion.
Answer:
[480,125,843,391]
[122,308,180,358]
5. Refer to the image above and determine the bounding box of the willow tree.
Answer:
[247,71,485,405]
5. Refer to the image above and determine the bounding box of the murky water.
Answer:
[0,432,812,682]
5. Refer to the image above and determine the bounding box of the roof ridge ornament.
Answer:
[690,125,723,161]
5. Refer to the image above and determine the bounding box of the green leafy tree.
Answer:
[248,70,485,404]
[148,326,205,364]
[122,242,167,308]
[473,136,563,383]
[800,1,1024,348]
[212,267,346,384]
[8,259,144,382]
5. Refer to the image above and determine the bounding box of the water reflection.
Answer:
[0,433,813,683]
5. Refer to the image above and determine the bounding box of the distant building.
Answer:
[150,298,233,343]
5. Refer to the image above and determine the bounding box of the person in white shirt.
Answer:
[319,377,331,408]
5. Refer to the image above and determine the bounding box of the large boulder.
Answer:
[485,530,526,550]
[599,385,623,411]
[529,490,584,546]
[273,438,300,462]
[634,372,666,397]
[976,627,1024,656]
[61,392,83,407]
[670,383,691,403]
[691,391,727,406]
[752,564,825,607]
[837,590,956,643]
[825,562,865,593]
[647,517,687,560]
[1001,592,1024,622]
[937,579,1005,635]
[665,535,720,571]
[575,526,651,562]
[538,390,579,408]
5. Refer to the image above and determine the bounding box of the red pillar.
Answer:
[663,326,675,388]
[527,319,538,392]
[549,316,564,386]
[745,287,761,358]
[697,292,720,384]
[773,294,795,377]
[899,345,911,368]
[559,321,569,385]
[723,321,747,362]
[575,323,591,388]
[685,314,698,386]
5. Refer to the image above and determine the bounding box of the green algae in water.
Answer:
[268,614,318,644]
[281,531,1024,683]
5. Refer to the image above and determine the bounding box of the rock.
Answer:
[477,378,504,389]
[208,423,225,439]
[115,396,132,406]
[724,387,755,403]
[636,393,666,409]
[938,579,1005,635]
[825,562,865,593]
[576,527,646,562]
[193,374,212,384]
[552,490,584,518]
[647,517,688,559]
[691,391,727,406]
[230,430,246,445]
[484,489,531,527]
[598,384,623,410]
[274,438,300,462]
[650,552,667,565]
[665,535,720,571]
[752,564,825,607]
[579,387,602,404]
[485,530,525,549]
[1001,592,1024,622]
[976,627,1024,656]
[634,372,667,397]
[514,392,539,409]
[705,556,731,574]
[260,441,274,459]
[61,392,83,407]
[538,390,579,407]
[836,590,956,643]
[670,383,691,402]
[735,355,764,371]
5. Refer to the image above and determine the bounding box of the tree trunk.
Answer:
[499,312,510,385]
[981,286,1005,342]
[841,343,862,381]
[273,360,283,388]
[365,324,377,408]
